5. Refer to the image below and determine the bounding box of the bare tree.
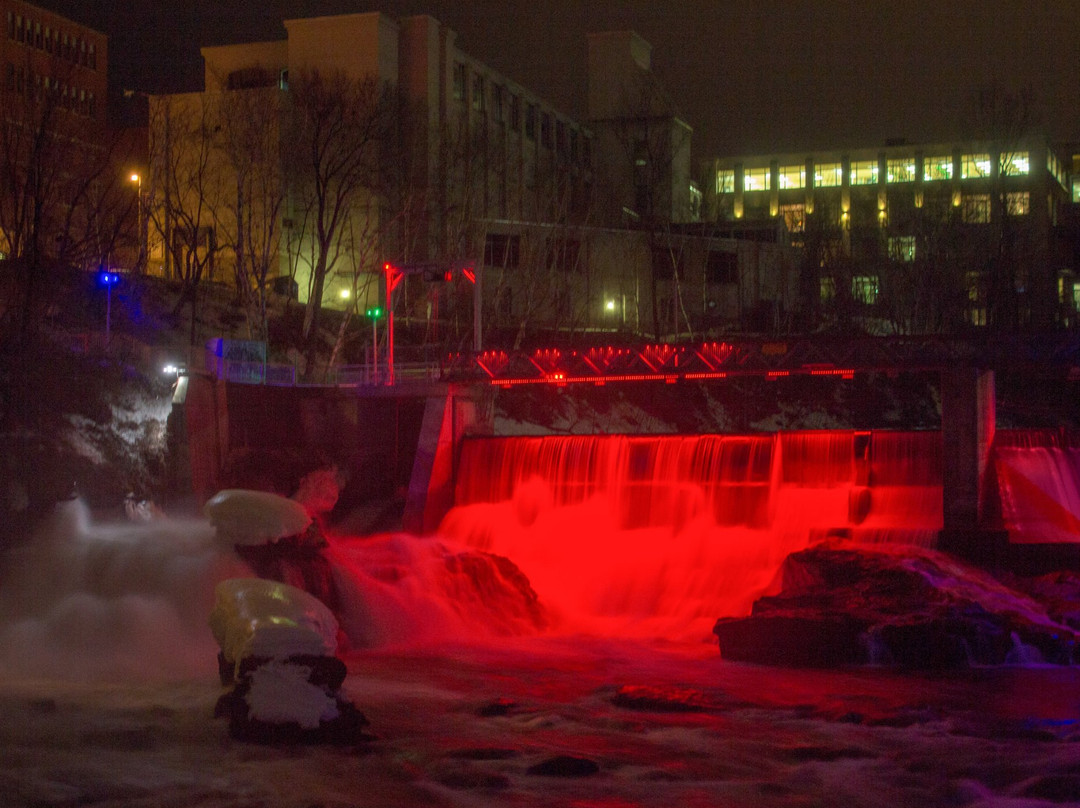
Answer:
[148,93,227,347]
[215,84,286,344]
[284,69,396,371]
[0,54,112,343]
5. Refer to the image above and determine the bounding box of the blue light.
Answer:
[98,270,121,286]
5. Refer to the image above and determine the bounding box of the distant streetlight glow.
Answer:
[339,288,350,300]
[605,299,616,312]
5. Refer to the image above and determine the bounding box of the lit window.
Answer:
[820,277,836,302]
[887,158,916,183]
[889,236,916,262]
[1005,192,1029,216]
[743,166,770,192]
[716,169,734,194]
[962,193,991,223]
[1072,177,1080,204]
[923,155,953,181]
[779,203,805,233]
[814,162,843,187]
[778,165,805,189]
[961,154,992,179]
[850,160,879,186]
[852,275,879,304]
[1001,152,1029,176]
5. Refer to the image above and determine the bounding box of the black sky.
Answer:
[40,1,1080,163]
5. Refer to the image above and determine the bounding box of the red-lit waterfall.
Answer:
[438,430,945,640]
[993,428,1080,543]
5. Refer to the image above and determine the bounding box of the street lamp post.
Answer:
[129,172,144,272]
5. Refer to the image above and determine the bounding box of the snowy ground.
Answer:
[2,502,1079,807]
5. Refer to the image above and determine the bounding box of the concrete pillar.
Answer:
[939,367,1003,561]
[403,385,493,535]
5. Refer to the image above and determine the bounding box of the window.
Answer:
[820,277,836,302]
[961,153,992,179]
[814,162,843,187]
[922,155,953,181]
[556,120,567,156]
[509,94,520,131]
[554,239,581,273]
[88,42,95,69]
[887,158,916,183]
[492,84,504,123]
[540,113,552,148]
[452,62,466,102]
[852,276,879,305]
[44,26,51,53]
[850,160,879,186]
[471,74,484,112]
[1005,191,1029,216]
[1001,152,1030,176]
[651,245,683,279]
[962,193,991,223]
[525,103,537,140]
[778,165,805,189]
[485,233,521,268]
[1073,177,1080,204]
[889,236,916,262]
[705,250,738,284]
[716,169,734,194]
[778,203,805,234]
[742,166,770,192]
[6,12,12,41]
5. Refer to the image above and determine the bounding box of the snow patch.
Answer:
[204,489,312,545]
[244,660,340,729]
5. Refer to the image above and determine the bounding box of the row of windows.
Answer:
[4,62,96,117]
[772,191,1030,239]
[453,61,590,165]
[719,152,1034,193]
[6,12,98,70]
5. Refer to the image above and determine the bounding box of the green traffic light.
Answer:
[366,307,383,318]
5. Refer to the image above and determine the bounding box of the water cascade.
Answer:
[439,430,945,640]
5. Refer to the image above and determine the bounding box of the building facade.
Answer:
[0,0,108,265]
[707,140,1075,332]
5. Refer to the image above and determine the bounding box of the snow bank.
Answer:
[208,578,338,667]
[204,489,312,546]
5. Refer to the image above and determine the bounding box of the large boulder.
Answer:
[714,542,1080,669]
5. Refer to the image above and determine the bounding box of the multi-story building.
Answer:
[148,11,593,314]
[707,139,1075,331]
[147,11,795,349]
[0,0,108,264]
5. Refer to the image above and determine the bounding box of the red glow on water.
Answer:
[439,431,944,640]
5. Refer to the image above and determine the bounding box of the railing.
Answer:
[209,359,442,387]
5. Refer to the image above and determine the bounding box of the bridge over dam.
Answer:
[169,334,1080,570]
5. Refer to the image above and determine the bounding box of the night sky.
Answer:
[41,1,1080,163]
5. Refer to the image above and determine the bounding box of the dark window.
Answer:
[485,233,521,268]
[226,67,274,90]
[652,246,684,280]
[471,74,484,112]
[552,239,580,273]
[540,113,553,148]
[453,62,466,103]
[492,84,504,124]
[509,94,521,131]
[705,250,739,284]
[525,103,537,140]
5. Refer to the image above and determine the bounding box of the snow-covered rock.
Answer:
[208,578,338,670]
[204,489,312,546]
